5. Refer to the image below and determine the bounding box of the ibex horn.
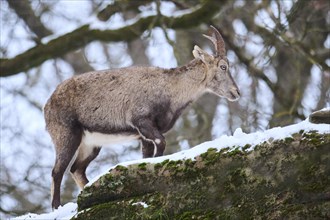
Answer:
[203,25,226,57]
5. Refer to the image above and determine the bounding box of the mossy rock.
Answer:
[73,131,330,219]
[309,109,330,124]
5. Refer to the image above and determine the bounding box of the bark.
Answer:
[97,0,153,21]
[73,111,330,220]
[0,0,224,77]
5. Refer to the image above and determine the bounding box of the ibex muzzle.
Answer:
[44,25,240,209]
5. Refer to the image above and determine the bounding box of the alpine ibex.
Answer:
[44,25,240,209]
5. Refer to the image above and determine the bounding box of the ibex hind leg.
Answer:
[70,145,101,189]
[50,124,82,209]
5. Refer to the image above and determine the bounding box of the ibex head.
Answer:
[193,25,240,101]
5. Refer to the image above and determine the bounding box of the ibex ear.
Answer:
[192,45,214,64]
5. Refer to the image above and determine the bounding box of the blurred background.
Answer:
[0,0,329,217]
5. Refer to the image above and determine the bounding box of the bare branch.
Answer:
[1,0,223,77]
[6,0,52,39]
[97,0,153,21]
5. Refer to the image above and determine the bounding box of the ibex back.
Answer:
[44,26,240,209]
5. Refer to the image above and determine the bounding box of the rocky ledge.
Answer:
[73,110,330,220]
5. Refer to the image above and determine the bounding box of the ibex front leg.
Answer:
[133,118,166,157]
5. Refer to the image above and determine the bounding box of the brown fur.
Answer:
[44,26,240,209]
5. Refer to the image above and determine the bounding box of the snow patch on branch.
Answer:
[132,201,149,208]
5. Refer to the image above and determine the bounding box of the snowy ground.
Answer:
[12,117,329,220]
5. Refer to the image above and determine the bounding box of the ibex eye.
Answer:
[220,65,227,71]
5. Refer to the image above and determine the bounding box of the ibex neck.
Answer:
[184,58,207,81]
[166,59,207,107]
[164,59,204,75]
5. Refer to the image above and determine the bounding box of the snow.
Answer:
[12,203,77,220]
[12,115,329,220]
[132,201,149,208]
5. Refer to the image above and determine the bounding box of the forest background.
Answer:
[0,0,329,218]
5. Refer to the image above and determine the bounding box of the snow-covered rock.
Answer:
[12,114,330,219]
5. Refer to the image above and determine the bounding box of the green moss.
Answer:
[284,136,294,143]
[114,165,128,172]
[184,158,194,167]
[301,131,329,146]
[166,160,179,168]
[181,159,198,176]
[199,148,219,165]
[162,160,183,175]
[75,193,172,220]
[223,167,249,194]
[219,147,230,153]
[226,146,245,157]
[154,162,163,170]
[160,159,170,166]
[242,144,252,151]
[177,209,220,220]
[138,162,148,171]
